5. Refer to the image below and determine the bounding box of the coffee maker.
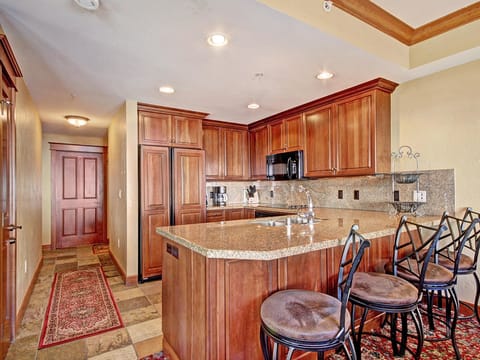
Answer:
[211,186,228,207]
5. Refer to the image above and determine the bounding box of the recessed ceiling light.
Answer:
[207,34,228,47]
[65,115,90,127]
[316,71,334,80]
[247,103,260,110]
[74,0,99,11]
[159,86,175,94]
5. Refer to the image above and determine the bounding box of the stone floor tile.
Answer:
[146,293,162,304]
[87,344,138,360]
[5,334,38,360]
[117,296,151,313]
[107,276,124,286]
[37,339,87,360]
[121,305,160,327]
[127,318,163,343]
[85,328,132,357]
[154,302,162,315]
[138,282,162,296]
[133,335,163,358]
[54,262,78,273]
[114,288,145,302]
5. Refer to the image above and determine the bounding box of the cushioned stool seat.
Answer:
[261,289,351,343]
[385,262,454,285]
[437,251,474,271]
[352,272,418,306]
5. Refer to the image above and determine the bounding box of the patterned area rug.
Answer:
[38,267,123,349]
[327,306,480,359]
[92,244,110,254]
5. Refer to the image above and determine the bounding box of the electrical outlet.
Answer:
[393,190,400,202]
[354,190,360,200]
[413,190,427,203]
[338,190,343,199]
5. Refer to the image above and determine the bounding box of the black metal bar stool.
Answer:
[259,225,370,360]
[350,216,446,359]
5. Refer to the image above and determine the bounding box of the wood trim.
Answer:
[108,249,138,286]
[15,258,43,332]
[49,142,106,153]
[332,0,480,46]
[202,119,248,130]
[137,103,209,119]
[412,3,480,44]
[42,244,51,251]
[248,78,398,129]
[333,0,413,45]
[0,33,22,90]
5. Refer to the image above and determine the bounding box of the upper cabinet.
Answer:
[268,114,303,154]
[249,125,269,179]
[138,103,208,148]
[203,120,249,180]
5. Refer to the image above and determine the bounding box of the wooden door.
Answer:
[51,144,106,249]
[304,105,336,177]
[284,114,303,151]
[0,79,16,359]
[335,93,374,176]
[203,126,223,180]
[172,116,202,149]
[249,125,269,179]
[224,128,249,180]
[140,146,170,280]
[173,148,206,225]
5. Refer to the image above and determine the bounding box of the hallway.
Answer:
[6,246,163,359]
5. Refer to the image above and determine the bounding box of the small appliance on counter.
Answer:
[246,185,259,204]
[211,186,228,206]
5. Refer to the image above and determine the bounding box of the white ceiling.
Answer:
[0,0,478,137]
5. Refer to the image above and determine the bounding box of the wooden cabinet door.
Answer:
[203,126,223,180]
[206,209,225,223]
[225,208,244,221]
[138,111,171,146]
[268,120,285,154]
[173,149,206,225]
[284,114,303,151]
[335,93,374,176]
[224,128,249,180]
[244,208,256,219]
[172,116,202,149]
[250,125,269,179]
[304,105,336,177]
[140,146,170,280]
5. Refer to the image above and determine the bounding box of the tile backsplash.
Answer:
[207,169,455,216]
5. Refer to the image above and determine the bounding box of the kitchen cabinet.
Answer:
[139,145,206,280]
[268,114,303,154]
[203,121,249,180]
[138,103,207,148]
[206,208,254,222]
[249,125,269,179]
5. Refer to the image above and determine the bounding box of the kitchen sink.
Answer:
[252,217,324,227]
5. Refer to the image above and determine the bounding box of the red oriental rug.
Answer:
[38,267,123,349]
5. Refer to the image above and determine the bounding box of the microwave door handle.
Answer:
[287,157,292,179]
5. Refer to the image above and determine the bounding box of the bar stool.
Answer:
[259,225,370,360]
[393,214,479,360]
[350,216,446,359]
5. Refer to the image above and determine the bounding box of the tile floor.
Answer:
[6,246,163,360]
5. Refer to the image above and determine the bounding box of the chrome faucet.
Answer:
[298,185,316,224]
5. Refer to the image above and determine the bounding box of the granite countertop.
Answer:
[157,208,440,261]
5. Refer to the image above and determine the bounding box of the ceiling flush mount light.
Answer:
[247,103,260,110]
[316,71,334,80]
[207,33,228,47]
[159,86,175,94]
[65,115,90,127]
[74,0,100,11]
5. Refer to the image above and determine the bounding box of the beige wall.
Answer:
[391,59,480,302]
[107,100,138,279]
[14,79,43,311]
[41,134,106,246]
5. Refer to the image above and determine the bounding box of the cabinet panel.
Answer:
[304,106,335,177]
[336,94,373,175]
[268,120,284,154]
[141,211,168,279]
[172,116,203,148]
[206,209,225,223]
[244,208,256,219]
[284,114,303,150]
[224,128,249,180]
[140,146,170,211]
[250,125,269,179]
[225,208,244,221]
[203,126,223,179]
[139,112,171,146]
[173,149,206,225]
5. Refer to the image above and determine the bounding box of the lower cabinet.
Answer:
[206,208,255,222]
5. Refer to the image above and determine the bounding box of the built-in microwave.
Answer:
[266,150,304,180]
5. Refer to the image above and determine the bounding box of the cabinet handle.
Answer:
[6,238,15,245]
[5,224,22,231]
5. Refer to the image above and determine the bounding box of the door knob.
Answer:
[5,224,22,231]
[7,238,16,244]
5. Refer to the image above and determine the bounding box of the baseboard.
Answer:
[42,244,51,251]
[108,250,138,286]
[15,257,43,333]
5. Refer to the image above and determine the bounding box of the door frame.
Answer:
[50,143,107,249]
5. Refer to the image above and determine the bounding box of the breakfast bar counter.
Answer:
[157,208,438,360]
